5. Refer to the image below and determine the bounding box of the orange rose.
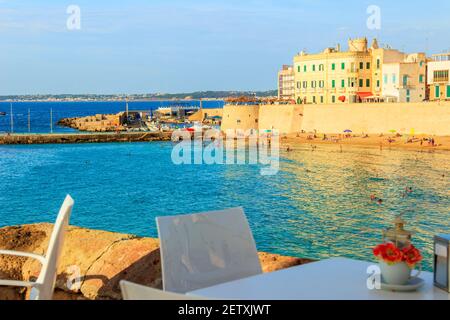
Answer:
[402,245,422,268]
[373,242,403,264]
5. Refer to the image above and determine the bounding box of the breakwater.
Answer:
[0,132,172,145]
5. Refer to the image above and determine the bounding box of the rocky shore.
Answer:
[57,114,124,132]
[0,224,314,300]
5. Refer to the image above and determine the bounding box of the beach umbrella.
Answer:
[343,129,352,133]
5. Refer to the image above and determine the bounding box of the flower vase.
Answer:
[379,261,413,285]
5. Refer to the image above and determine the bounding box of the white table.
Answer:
[187,257,450,300]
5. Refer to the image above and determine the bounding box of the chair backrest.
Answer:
[156,207,262,293]
[120,280,206,300]
[32,195,74,300]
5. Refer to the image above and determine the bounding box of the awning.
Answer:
[338,96,346,102]
[357,92,373,99]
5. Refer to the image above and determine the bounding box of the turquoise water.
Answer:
[0,142,449,271]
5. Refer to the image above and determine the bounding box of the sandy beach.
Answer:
[280,133,450,152]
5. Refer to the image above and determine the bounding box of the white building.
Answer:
[427,53,450,101]
[382,53,426,103]
[277,65,295,101]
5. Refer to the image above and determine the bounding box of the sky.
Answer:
[1,0,450,95]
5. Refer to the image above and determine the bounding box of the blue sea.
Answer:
[0,100,224,134]
[0,102,449,271]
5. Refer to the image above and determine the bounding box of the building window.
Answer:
[332,95,336,103]
[304,65,307,72]
[406,89,410,96]
[376,58,381,69]
[403,75,408,86]
[433,70,449,82]
[313,96,316,103]
[419,75,424,83]
[359,62,364,70]
[436,85,440,98]
[341,62,345,70]
[406,97,410,103]
[383,74,388,84]
[447,85,450,98]
[298,66,301,73]
[377,80,380,88]
[366,79,370,87]
[332,63,336,71]
[297,82,301,89]
[341,79,345,88]
[255,119,258,123]
[237,119,241,124]
[332,80,336,88]
[366,62,371,69]
[320,96,324,103]
[312,65,316,72]
[319,64,324,71]
[392,74,397,84]
[303,81,308,88]
[312,81,316,88]
[359,79,363,88]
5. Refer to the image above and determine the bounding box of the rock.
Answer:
[0,224,314,300]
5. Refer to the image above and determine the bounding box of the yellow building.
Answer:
[277,65,295,101]
[293,37,426,104]
[427,53,450,101]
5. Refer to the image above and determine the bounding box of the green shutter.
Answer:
[359,79,363,87]
[298,66,301,72]
[366,79,370,87]
[332,80,335,88]
[447,85,450,98]
[341,63,345,70]
[304,65,307,72]
[436,85,440,98]
[332,63,335,71]
[341,79,345,87]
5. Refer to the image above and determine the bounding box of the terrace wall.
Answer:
[221,102,450,135]
[301,101,450,135]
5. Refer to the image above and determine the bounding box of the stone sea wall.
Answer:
[301,101,450,135]
[0,132,172,145]
[0,224,314,300]
[221,101,450,135]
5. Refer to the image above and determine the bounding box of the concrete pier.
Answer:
[0,132,173,145]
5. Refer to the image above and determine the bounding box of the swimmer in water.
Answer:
[370,194,376,201]
[377,199,383,205]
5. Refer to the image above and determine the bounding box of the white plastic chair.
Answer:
[120,280,206,300]
[156,207,262,293]
[0,195,74,300]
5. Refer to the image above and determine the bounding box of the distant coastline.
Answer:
[0,90,277,102]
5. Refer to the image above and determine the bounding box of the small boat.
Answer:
[0,112,6,116]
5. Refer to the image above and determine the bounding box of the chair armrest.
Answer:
[0,279,36,288]
[0,250,45,264]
